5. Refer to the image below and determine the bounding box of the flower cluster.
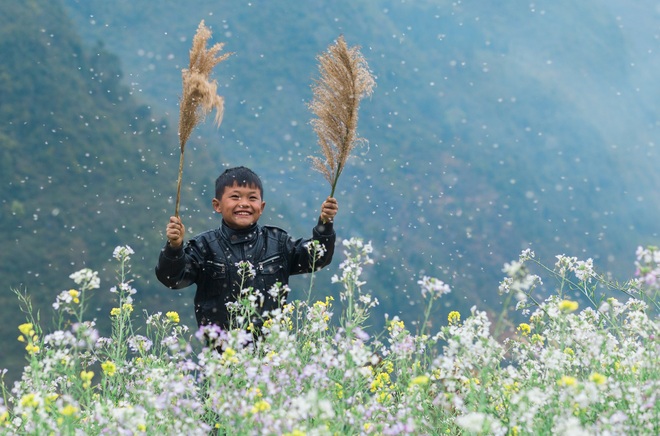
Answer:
[1,242,657,435]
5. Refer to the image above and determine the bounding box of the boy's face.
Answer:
[212,182,265,229]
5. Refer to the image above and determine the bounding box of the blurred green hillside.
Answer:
[1,0,658,383]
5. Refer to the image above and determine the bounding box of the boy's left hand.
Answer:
[320,196,338,223]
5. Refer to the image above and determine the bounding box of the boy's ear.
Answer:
[212,198,222,213]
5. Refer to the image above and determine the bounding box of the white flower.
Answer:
[69,268,100,289]
[455,412,489,433]
[305,240,326,260]
[113,245,135,261]
[574,258,594,282]
[503,260,523,276]
[235,260,256,279]
[417,276,451,299]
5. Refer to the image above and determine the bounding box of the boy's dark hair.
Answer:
[215,166,263,199]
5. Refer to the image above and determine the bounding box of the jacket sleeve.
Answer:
[287,218,336,275]
[155,239,203,289]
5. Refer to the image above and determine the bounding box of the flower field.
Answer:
[1,240,658,435]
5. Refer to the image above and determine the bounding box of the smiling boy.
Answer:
[155,166,338,332]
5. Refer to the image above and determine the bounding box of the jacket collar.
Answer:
[220,221,259,245]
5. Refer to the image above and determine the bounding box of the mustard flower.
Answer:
[558,375,577,387]
[25,343,39,354]
[101,361,117,377]
[531,333,545,345]
[283,430,306,436]
[410,375,430,386]
[559,300,579,313]
[250,399,271,414]
[448,311,461,325]
[18,323,34,337]
[80,370,94,388]
[20,393,40,409]
[166,311,180,323]
[589,372,607,385]
[60,404,78,417]
[517,323,531,336]
[68,289,80,303]
[387,318,405,333]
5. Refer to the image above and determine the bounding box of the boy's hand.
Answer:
[166,216,185,248]
[320,197,338,223]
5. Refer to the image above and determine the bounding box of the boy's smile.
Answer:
[212,182,265,229]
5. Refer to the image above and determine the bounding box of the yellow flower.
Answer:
[60,404,78,417]
[558,375,577,387]
[80,370,94,383]
[531,333,545,345]
[370,372,391,392]
[18,323,34,336]
[263,319,273,328]
[45,393,59,405]
[250,399,271,414]
[20,393,40,408]
[335,382,344,399]
[410,375,430,386]
[166,311,180,323]
[589,372,607,385]
[377,391,392,404]
[68,289,80,304]
[283,431,306,436]
[387,318,405,333]
[101,361,117,377]
[564,347,575,356]
[221,347,239,365]
[0,411,8,424]
[122,303,133,313]
[137,423,147,432]
[110,307,121,317]
[447,311,461,325]
[558,300,579,313]
[25,343,40,354]
[517,323,531,336]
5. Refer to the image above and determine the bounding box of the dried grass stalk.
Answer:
[175,20,232,217]
[309,35,375,198]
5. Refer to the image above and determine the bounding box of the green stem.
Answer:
[174,148,185,218]
[329,163,343,198]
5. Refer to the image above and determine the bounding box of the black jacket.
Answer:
[155,219,335,329]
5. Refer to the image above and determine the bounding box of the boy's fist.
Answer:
[166,216,185,248]
[320,197,338,223]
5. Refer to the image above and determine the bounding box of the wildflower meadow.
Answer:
[1,240,658,435]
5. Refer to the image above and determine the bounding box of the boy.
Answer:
[155,166,338,333]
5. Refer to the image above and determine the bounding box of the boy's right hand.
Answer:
[166,216,185,248]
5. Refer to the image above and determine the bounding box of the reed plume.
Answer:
[175,20,232,217]
[309,35,375,198]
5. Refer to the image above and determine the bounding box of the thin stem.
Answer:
[174,149,185,218]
